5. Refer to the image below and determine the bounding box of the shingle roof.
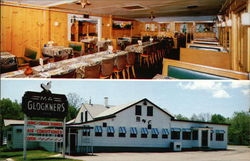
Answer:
[83,104,112,118]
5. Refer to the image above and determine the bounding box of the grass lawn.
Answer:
[0,148,81,161]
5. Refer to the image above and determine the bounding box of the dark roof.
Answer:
[172,119,230,126]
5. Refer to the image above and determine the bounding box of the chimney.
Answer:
[104,97,108,108]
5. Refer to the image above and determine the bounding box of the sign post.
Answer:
[23,114,27,160]
[22,83,68,160]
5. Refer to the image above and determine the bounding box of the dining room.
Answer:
[0,0,249,80]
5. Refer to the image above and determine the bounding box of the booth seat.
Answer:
[162,59,249,80]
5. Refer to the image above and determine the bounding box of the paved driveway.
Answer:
[66,146,250,161]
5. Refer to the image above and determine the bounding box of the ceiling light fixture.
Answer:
[149,12,155,21]
[75,0,91,8]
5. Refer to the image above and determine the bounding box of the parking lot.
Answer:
[66,146,250,161]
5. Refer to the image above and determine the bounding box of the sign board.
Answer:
[22,91,68,118]
[26,136,63,142]
[27,120,63,127]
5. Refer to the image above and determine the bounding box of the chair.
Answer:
[113,54,127,79]
[84,63,101,78]
[68,41,85,57]
[140,47,151,68]
[126,52,136,79]
[0,63,18,74]
[100,57,114,79]
[17,47,38,68]
[51,69,76,79]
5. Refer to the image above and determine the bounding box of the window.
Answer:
[82,129,90,136]
[151,128,159,138]
[130,127,137,138]
[147,106,153,116]
[16,129,22,133]
[95,126,102,137]
[141,128,148,138]
[192,130,198,140]
[85,111,88,122]
[135,105,142,115]
[107,126,115,137]
[171,128,181,140]
[216,130,225,141]
[119,127,126,137]
[103,122,107,127]
[182,129,191,140]
[81,112,84,122]
[136,116,141,122]
[162,128,169,139]
[210,130,214,141]
[148,124,152,129]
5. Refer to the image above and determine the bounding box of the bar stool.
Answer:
[84,63,101,79]
[140,47,151,68]
[113,54,127,79]
[126,52,136,79]
[100,57,114,79]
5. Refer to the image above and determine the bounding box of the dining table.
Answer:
[0,52,17,65]
[0,50,128,78]
[125,41,159,54]
[42,46,73,57]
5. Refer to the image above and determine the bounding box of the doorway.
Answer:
[201,130,208,147]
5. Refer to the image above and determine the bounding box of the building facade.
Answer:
[68,98,229,153]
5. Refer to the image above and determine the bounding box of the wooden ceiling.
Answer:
[2,0,226,18]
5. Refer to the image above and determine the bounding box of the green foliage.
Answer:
[175,114,189,120]
[228,111,250,145]
[211,114,227,123]
[0,149,80,161]
[0,98,23,121]
[66,105,78,122]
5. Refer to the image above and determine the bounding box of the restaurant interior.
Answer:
[0,0,249,79]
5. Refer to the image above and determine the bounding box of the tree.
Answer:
[66,105,78,121]
[175,114,189,120]
[228,111,250,145]
[0,98,23,145]
[211,114,226,123]
[67,93,84,109]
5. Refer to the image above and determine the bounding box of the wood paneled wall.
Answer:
[1,5,49,57]
[180,48,231,69]
[193,32,217,39]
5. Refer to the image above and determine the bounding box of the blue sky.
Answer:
[1,79,249,118]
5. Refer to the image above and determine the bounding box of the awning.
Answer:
[107,126,115,133]
[141,128,148,134]
[211,130,214,133]
[119,127,126,134]
[182,128,192,132]
[162,129,169,135]
[152,128,159,135]
[215,130,225,133]
[83,129,90,132]
[130,127,137,134]
[95,126,102,133]
[171,128,181,132]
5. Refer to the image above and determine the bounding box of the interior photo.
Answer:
[0,0,250,79]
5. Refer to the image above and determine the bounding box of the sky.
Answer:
[1,79,249,118]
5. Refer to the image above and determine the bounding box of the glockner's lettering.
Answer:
[27,100,65,112]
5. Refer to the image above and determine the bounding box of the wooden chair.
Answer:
[51,69,76,79]
[126,52,136,79]
[140,46,152,68]
[68,41,85,57]
[17,47,39,68]
[0,63,18,74]
[113,54,127,79]
[84,63,101,79]
[100,57,114,79]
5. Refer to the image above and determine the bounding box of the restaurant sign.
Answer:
[22,91,68,118]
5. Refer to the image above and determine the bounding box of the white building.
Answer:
[67,98,229,153]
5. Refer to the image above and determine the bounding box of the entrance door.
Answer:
[70,133,77,154]
[201,130,208,147]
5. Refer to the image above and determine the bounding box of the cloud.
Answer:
[241,89,250,95]
[179,81,230,99]
[213,90,231,98]
[230,81,250,88]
